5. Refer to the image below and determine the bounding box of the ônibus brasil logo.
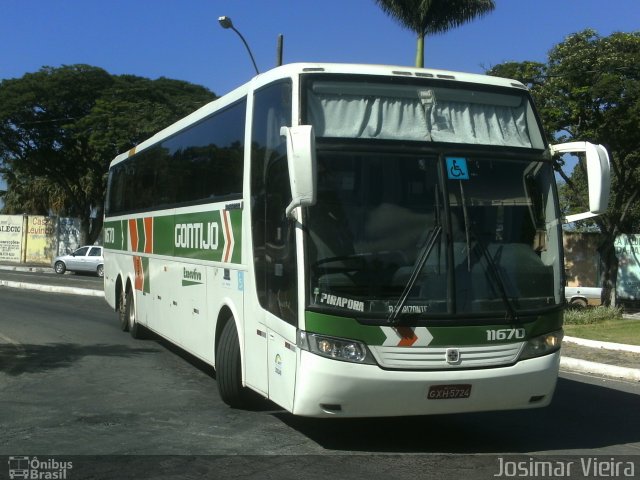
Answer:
[8,456,73,479]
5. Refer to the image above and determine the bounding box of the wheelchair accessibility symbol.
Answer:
[446,157,469,180]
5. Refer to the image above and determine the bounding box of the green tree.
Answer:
[375,0,495,67]
[0,65,215,244]
[488,30,640,304]
[484,61,546,91]
[0,174,66,215]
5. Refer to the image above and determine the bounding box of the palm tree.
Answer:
[375,0,496,67]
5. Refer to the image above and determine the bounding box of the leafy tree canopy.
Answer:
[488,29,640,303]
[0,65,215,243]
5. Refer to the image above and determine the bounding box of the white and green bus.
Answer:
[104,63,610,417]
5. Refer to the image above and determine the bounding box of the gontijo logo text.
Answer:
[175,221,219,250]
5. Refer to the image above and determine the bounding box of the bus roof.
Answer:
[109,62,528,168]
[262,62,526,89]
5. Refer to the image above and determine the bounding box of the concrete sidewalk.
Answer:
[1,262,639,382]
[0,262,104,297]
[561,337,640,382]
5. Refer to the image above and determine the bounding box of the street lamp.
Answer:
[218,16,259,75]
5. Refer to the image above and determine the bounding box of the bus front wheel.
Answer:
[216,318,246,408]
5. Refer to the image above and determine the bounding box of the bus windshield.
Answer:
[302,76,560,320]
[305,151,562,319]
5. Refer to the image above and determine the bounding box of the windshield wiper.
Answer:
[470,229,519,323]
[456,181,518,323]
[388,225,442,326]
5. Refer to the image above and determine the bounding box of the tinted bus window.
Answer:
[106,98,246,215]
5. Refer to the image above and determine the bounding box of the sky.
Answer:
[1,0,639,195]
[2,0,639,96]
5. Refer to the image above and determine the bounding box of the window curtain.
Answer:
[308,93,532,148]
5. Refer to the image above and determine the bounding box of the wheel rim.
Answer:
[55,262,64,273]
[118,287,128,331]
[97,265,104,277]
[128,294,136,329]
[118,289,125,314]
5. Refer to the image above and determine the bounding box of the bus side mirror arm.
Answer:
[281,125,317,219]
[550,141,611,224]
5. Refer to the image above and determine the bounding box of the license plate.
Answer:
[427,384,472,400]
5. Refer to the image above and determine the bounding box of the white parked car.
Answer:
[565,286,602,308]
[53,246,104,277]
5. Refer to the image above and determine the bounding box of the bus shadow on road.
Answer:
[276,377,640,453]
[0,343,158,377]
[151,334,280,413]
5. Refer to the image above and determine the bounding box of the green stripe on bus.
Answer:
[142,256,150,293]
[229,209,242,264]
[104,219,128,251]
[305,310,563,347]
[153,215,174,256]
[136,217,145,253]
[106,208,242,264]
[305,311,387,345]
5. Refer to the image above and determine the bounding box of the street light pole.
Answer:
[218,16,259,75]
[276,34,283,67]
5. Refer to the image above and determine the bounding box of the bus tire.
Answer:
[216,318,246,408]
[126,288,145,339]
[118,285,129,332]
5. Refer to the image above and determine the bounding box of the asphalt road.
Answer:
[1,286,639,478]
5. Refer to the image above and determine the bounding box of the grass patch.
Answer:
[563,305,622,325]
[564,320,640,345]
[563,306,640,345]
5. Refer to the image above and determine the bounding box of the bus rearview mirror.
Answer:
[550,141,611,223]
[280,125,317,218]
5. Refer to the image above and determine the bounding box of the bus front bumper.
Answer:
[292,350,560,417]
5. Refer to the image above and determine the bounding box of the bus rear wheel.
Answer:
[216,318,247,408]
[126,288,145,339]
[118,285,128,331]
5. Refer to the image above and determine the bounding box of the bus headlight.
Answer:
[297,331,376,365]
[519,330,563,361]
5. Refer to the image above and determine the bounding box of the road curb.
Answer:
[560,356,640,382]
[564,335,640,354]
[561,336,640,382]
[0,279,104,297]
[0,265,49,273]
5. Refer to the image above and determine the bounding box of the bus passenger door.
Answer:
[242,275,269,396]
[250,79,297,409]
[266,314,297,412]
